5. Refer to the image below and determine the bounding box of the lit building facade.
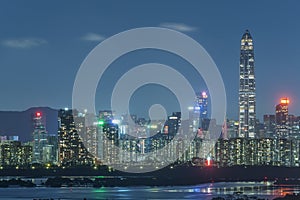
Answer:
[0,141,32,167]
[215,137,300,167]
[239,30,256,138]
[195,91,208,119]
[46,134,58,164]
[263,115,276,138]
[97,110,120,165]
[86,125,98,157]
[32,112,48,163]
[101,121,119,165]
[226,119,239,139]
[257,138,274,165]
[289,115,300,139]
[58,109,94,167]
[275,98,290,138]
[163,112,181,139]
[291,139,300,166]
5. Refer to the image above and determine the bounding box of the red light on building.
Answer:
[205,156,212,166]
[280,98,290,105]
[36,112,41,117]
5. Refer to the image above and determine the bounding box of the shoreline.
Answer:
[1,166,300,187]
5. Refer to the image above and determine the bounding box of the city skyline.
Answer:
[2,96,300,169]
[1,1,300,121]
[1,2,300,199]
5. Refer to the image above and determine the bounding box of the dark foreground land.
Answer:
[273,194,300,200]
[1,165,300,187]
[212,193,300,200]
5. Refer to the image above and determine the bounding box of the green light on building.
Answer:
[98,120,104,126]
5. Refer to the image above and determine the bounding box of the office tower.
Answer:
[45,134,58,164]
[263,115,276,138]
[275,98,290,138]
[188,106,199,130]
[238,30,256,138]
[226,119,239,139]
[32,112,48,163]
[188,92,204,138]
[255,120,265,138]
[163,112,181,139]
[58,109,94,166]
[195,91,208,119]
[288,115,300,139]
[195,91,209,130]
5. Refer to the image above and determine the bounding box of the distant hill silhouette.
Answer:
[0,107,58,142]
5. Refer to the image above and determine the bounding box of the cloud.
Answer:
[2,38,47,49]
[81,33,106,42]
[159,22,197,32]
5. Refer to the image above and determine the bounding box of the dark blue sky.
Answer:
[0,1,299,121]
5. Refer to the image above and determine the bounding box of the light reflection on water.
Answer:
[0,182,299,199]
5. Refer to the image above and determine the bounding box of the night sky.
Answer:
[0,1,299,121]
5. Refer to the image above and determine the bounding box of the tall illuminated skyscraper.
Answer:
[275,98,290,138]
[32,112,48,163]
[194,91,209,130]
[238,30,256,138]
[196,91,208,119]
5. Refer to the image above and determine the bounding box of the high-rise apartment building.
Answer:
[58,109,94,166]
[0,140,32,167]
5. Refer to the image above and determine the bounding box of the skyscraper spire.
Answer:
[238,30,256,138]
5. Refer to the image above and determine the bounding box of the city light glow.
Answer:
[98,120,104,126]
[280,97,290,105]
[206,156,211,166]
[147,125,158,129]
[194,106,200,111]
[112,119,120,124]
